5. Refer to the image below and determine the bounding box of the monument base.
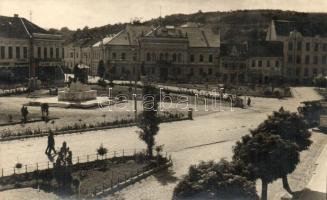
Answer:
[58,90,97,102]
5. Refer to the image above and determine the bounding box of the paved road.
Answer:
[0,87,324,200]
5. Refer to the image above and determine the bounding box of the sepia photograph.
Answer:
[0,0,326,199]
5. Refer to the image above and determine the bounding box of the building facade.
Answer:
[266,19,327,84]
[220,41,284,85]
[103,24,220,83]
[0,14,64,84]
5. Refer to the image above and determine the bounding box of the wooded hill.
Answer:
[49,9,327,45]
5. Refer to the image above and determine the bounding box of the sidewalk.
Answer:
[299,142,327,200]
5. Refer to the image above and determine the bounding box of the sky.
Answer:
[1,0,327,30]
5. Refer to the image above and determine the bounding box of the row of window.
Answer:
[288,54,327,65]
[190,54,213,63]
[288,41,327,52]
[36,47,63,59]
[0,46,28,59]
[251,60,280,68]
[146,52,184,63]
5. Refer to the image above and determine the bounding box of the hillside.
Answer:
[53,9,327,45]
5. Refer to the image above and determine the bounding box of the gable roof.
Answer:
[274,20,327,37]
[0,15,50,39]
[107,24,152,46]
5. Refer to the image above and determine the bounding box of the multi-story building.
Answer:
[0,14,64,84]
[104,24,220,83]
[266,19,327,84]
[220,41,284,85]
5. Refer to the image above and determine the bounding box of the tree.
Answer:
[173,159,259,200]
[97,60,106,80]
[252,107,311,194]
[233,132,299,200]
[313,75,327,88]
[137,85,160,158]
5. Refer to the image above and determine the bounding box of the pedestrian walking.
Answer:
[45,132,56,155]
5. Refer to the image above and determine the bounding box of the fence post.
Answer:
[111,179,113,188]
[117,176,120,184]
[25,165,27,173]
[114,151,116,157]
[77,156,79,163]
[1,168,3,177]
[36,163,38,171]
[48,161,50,169]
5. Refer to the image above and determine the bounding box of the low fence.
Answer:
[0,148,150,178]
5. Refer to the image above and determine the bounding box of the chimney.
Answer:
[14,14,19,18]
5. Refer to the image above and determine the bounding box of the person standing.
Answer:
[45,132,56,155]
[247,97,251,107]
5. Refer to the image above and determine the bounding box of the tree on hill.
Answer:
[137,85,160,158]
[252,107,311,194]
[173,159,259,200]
[233,132,299,200]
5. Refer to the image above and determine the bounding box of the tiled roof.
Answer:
[274,20,327,37]
[145,26,220,48]
[107,24,152,46]
[0,15,49,39]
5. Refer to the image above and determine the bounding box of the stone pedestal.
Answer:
[58,81,97,102]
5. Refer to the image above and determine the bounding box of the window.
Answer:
[70,52,73,58]
[23,47,27,59]
[306,42,310,51]
[313,56,318,64]
[313,68,318,75]
[56,48,59,59]
[322,55,327,65]
[146,52,151,61]
[62,48,64,58]
[178,53,182,62]
[258,60,262,67]
[112,52,116,59]
[8,46,12,59]
[267,60,270,67]
[199,54,204,62]
[252,60,255,67]
[208,68,212,75]
[190,54,194,62]
[152,67,155,74]
[323,44,327,51]
[275,60,279,68]
[160,53,164,61]
[151,53,155,61]
[121,53,126,60]
[288,55,293,64]
[314,43,319,51]
[209,54,213,63]
[133,53,137,61]
[44,47,47,58]
[296,55,301,64]
[76,52,78,58]
[304,68,309,76]
[297,41,302,51]
[50,48,53,58]
[38,47,41,58]
[16,47,20,59]
[305,55,310,64]
[165,53,169,60]
[0,46,4,59]
[288,42,293,51]
[172,53,177,62]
